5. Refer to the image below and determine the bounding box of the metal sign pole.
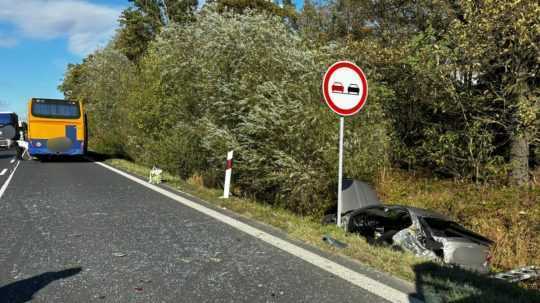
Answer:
[337,116,344,227]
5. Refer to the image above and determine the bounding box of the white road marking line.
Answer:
[95,161,421,303]
[0,161,19,199]
[10,158,15,163]
[0,169,7,175]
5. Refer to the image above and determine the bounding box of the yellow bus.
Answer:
[27,98,87,157]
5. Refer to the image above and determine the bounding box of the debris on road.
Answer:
[209,257,222,263]
[493,266,540,283]
[322,235,348,249]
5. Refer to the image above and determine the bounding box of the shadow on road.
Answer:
[411,262,540,303]
[36,156,90,163]
[0,154,16,160]
[85,151,131,162]
[0,267,82,303]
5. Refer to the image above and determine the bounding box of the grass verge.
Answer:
[103,157,539,303]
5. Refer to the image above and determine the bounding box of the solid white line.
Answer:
[94,161,421,303]
[10,158,15,164]
[0,161,19,199]
[0,169,7,175]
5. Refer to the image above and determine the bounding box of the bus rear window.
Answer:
[32,100,80,119]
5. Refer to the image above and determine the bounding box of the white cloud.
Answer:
[0,0,123,55]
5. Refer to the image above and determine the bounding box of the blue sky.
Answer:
[0,0,302,119]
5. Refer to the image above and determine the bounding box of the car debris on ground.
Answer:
[492,266,540,283]
[322,235,348,249]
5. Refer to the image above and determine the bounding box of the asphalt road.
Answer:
[0,156,403,303]
[0,149,18,188]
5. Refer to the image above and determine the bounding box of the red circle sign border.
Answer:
[322,61,368,116]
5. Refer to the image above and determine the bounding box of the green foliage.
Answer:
[60,46,137,156]
[62,6,390,215]
[60,0,540,216]
[136,8,390,214]
[209,0,286,15]
[115,0,198,62]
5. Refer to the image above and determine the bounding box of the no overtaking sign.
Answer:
[322,61,368,116]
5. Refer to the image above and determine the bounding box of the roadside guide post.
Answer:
[322,61,368,227]
[222,150,234,199]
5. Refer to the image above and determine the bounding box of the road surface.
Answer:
[0,152,417,302]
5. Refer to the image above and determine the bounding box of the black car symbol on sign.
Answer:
[347,84,360,95]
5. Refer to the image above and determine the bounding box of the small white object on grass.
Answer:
[148,166,163,184]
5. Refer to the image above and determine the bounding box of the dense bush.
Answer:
[61,1,538,214]
[63,8,390,215]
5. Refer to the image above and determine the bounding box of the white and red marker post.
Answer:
[322,61,368,227]
[222,150,234,199]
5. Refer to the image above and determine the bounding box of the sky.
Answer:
[0,0,302,119]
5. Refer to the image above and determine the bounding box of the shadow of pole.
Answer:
[0,267,82,303]
[411,262,540,303]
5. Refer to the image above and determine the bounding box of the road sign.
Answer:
[322,61,368,116]
[322,61,368,227]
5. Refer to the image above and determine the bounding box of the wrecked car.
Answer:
[344,204,493,273]
[325,179,493,273]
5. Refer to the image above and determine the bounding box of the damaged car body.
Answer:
[328,180,494,273]
[344,205,493,273]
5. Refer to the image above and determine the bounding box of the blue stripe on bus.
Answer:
[29,142,84,156]
[66,125,77,141]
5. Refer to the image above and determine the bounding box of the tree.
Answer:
[209,0,290,17]
[282,0,294,7]
[298,0,317,36]
[59,46,137,155]
[115,0,197,62]
[159,0,198,24]
[449,0,540,184]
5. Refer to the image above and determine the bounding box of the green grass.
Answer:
[102,157,540,303]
